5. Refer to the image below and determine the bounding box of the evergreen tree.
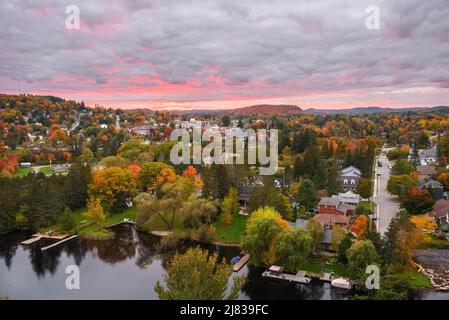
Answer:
[313,158,327,190]
[63,162,91,210]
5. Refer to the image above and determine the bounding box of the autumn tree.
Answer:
[221,187,239,226]
[240,207,290,265]
[352,214,370,240]
[139,162,174,191]
[89,167,137,213]
[83,197,106,227]
[155,247,245,300]
[117,140,150,162]
[400,187,435,215]
[100,156,130,168]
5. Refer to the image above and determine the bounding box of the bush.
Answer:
[15,214,28,230]
[190,225,217,243]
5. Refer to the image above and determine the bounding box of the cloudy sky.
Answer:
[0,0,448,110]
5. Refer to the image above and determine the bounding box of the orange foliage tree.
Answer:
[352,214,369,240]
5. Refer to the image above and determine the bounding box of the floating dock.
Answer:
[233,254,250,272]
[319,272,333,282]
[262,269,312,284]
[21,233,68,245]
[41,235,79,251]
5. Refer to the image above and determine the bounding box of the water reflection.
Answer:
[1,225,446,300]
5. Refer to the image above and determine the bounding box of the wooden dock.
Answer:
[233,254,250,272]
[41,235,79,251]
[21,233,68,245]
[319,272,333,282]
[262,270,312,284]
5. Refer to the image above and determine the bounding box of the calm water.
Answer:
[0,225,443,300]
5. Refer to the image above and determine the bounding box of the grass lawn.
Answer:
[300,262,347,277]
[357,200,373,212]
[214,214,248,244]
[45,206,138,239]
[15,167,32,177]
[39,166,55,174]
[405,268,433,288]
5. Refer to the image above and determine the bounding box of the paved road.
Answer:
[373,151,399,235]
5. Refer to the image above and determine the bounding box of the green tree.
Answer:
[63,162,92,210]
[221,115,231,127]
[306,217,324,252]
[135,177,195,230]
[275,228,313,271]
[240,207,289,265]
[346,240,380,281]
[331,225,347,251]
[296,179,317,211]
[387,175,417,196]
[356,178,373,199]
[326,160,339,195]
[381,210,422,266]
[337,235,353,264]
[392,159,415,175]
[60,207,76,232]
[155,247,245,300]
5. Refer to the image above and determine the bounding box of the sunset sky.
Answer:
[1,0,448,110]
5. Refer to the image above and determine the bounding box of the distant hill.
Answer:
[228,104,303,116]
[306,106,449,115]
[121,108,154,116]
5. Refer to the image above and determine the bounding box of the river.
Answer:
[0,225,445,300]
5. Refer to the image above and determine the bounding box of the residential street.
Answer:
[373,150,399,235]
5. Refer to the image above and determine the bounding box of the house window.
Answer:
[351,179,355,185]
[344,179,348,184]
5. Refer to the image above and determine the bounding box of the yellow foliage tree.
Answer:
[83,197,106,227]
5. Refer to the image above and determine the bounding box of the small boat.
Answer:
[230,256,241,265]
[331,278,352,290]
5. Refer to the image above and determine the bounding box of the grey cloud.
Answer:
[0,0,448,103]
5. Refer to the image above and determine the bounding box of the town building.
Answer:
[433,199,449,224]
[418,146,438,166]
[418,178,444,199]
[317,191,360,215]
[339,166,362,191]
[417,165,437,182]
[313,214,350,229]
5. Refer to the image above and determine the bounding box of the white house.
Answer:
[340,166,362,191]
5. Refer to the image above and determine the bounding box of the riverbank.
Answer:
[40,206,137,240]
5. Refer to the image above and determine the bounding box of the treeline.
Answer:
[0,162,91,233]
